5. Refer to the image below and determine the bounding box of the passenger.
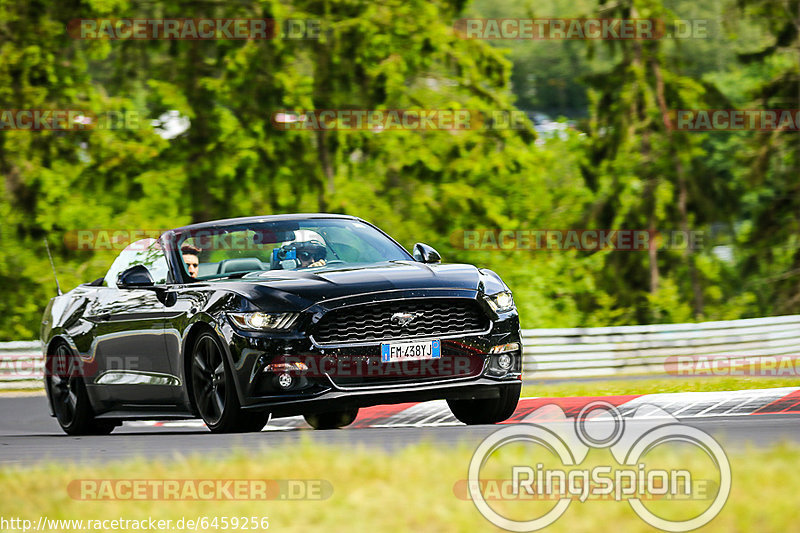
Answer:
[181,244,201,278]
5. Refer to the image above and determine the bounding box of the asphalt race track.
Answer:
[2,389,800,466]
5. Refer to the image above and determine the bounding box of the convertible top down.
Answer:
[41,214,522,434]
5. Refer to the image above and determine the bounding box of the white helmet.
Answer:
[288,229,325,244]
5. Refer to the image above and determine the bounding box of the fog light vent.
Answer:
[265,361,308,373]
[489,342,520,354]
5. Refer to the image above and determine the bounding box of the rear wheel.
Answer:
[46,342,116,436]
[190,331,269,433]
[447,384,521,425]
[304,408,359,430]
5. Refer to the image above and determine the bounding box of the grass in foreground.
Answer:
[0,439,798,532]
[523,376,800,398]
[0,387,45,396]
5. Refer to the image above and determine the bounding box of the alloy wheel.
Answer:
[191,333,227,426]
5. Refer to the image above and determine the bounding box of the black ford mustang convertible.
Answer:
[41,214,522,434]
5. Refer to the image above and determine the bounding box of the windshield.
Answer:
[104,238,169,287]
[174,218,412,281]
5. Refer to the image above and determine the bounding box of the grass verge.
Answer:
[0,439,797,532]
[0,388,44,396]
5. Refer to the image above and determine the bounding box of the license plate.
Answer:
[381,340,441,362]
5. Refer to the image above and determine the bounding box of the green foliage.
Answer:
[0,0,798,339]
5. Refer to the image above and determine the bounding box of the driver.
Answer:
[294,239,327,268]
[275,230,327,269]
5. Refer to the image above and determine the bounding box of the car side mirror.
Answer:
[117,265,155,289]
[413,243,442,264]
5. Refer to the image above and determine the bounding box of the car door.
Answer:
[86,238,180,407]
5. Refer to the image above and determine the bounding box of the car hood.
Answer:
[212,261,499,311]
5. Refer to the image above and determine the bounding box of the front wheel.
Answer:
[190,331,270,433]
[46,342,117,436]
[304,408,359,430]
[447,384,521,425]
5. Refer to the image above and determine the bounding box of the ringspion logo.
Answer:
[466,402,730,531]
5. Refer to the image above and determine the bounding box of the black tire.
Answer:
[190,331,270,433]
[46,342,117,436]
[447,383,521,425]
[304,408,359,430]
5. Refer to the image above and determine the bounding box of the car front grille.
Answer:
[311,298,490,344]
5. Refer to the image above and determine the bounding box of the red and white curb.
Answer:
[126,387,800,431]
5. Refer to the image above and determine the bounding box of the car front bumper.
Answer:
[241,376,522,418]
[216,292,522,418]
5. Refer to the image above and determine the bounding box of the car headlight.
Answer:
[228,312,300,331]
[485,291,515,313]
